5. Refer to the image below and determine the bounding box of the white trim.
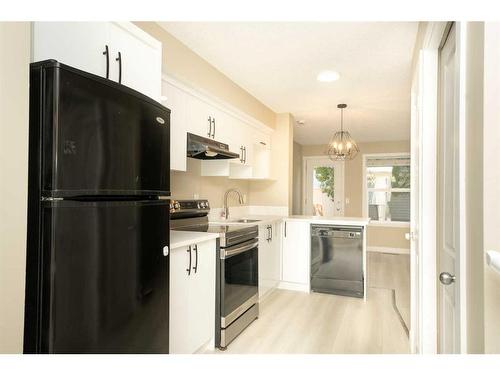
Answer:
[368,221,410,228]
[112,22,161,49]
[456,22,468,354]
[162,74,273,135]
[368,246,410,255]
[277,281,309,293]
[301,156,345,216]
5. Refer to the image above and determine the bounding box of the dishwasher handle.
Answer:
[311,226,362,239]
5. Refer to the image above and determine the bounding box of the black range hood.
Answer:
[187,133,240,160]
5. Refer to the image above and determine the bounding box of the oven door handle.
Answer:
[221,239,258,259]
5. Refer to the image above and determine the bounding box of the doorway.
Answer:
[303,157,344,216]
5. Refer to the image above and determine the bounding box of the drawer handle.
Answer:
[193,244,198,274]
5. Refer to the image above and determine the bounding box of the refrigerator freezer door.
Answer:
[33,61,170,197]
[25,199,169,353]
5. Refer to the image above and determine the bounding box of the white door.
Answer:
[304,157,344,216]
[437,24,461,354]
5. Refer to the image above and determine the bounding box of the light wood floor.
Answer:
[207,252,410,354]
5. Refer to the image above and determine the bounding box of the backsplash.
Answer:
[170,158,250,207]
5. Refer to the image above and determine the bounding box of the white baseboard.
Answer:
[278,281,310,293]
[368,246,410,255]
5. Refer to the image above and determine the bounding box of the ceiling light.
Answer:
[297,120,306,126]
[317,70,340,82]
[326,104,360,161]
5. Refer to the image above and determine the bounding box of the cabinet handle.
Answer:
[240,146,244,163]
[284,222,287,238]
[115,51,122,84]
[270,225,273,241]
[193,244,198,274]
[243,147,247,163]
[207,116,212,137]
[211,118,216,138]
[186,246,192,275]
[267,225,271,242]
[103,45,109,79]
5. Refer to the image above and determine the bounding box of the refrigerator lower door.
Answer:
[27,199,169,353]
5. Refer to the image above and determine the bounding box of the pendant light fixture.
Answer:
[327,104,359,161]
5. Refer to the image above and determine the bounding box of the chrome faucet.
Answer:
[223,188,244,219]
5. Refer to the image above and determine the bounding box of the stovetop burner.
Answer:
[170,199,258,247]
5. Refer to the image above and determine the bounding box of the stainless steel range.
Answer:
[170,199,259,350]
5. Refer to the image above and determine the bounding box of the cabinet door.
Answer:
[188,240,216,352]
[187,96,215,138]
[258,224,272,298]
[108,23,162,100]
[32,22,109,78]
[282,221,310,284]
[270,222,282,287]
[169,245,192,354]
[163,81,188,171]
[252,132,272,178]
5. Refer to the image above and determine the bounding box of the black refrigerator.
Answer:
[24,60,171,354]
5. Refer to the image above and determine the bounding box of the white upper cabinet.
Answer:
[32,22,110,78]
[162,81,188,171]
[32,22,162,101]
[107,23,162,100]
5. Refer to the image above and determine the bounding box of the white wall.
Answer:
[483,21,500,354]
[0,22,31,353]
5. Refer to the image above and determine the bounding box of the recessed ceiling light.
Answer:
[317,70,340,82]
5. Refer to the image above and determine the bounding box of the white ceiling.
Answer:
[159,22,418,145]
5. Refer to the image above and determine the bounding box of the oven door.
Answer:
[220,239,258,327]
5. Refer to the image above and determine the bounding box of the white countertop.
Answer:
[170,230,219,250]
[209,215,370,227]
[285,215,371,227]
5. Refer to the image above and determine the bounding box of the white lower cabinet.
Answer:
[169,239,216,354]
[281,220,310,286]
[258,221,281,299]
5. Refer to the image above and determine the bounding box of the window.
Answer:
[364,154,410,224]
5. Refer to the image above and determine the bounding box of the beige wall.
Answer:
[292,142,303,215]
[134,22,275,129]
[170,158,249,208]
[248,113,294,210]
[0,22,30,353]
[300,141,411,249]
[483,21,500,354]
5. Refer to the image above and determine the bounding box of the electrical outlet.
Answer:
[345,197,350,204]
[193,193,199,199]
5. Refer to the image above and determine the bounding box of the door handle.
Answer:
[186,246,192,275]
[193,244,198,274]
[102,45,109,79]
[439,272,456,285]
[207,116,212,137]
[115,51,122,84]
[211,118,216,138]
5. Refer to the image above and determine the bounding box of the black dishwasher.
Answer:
[310,225,364,298]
